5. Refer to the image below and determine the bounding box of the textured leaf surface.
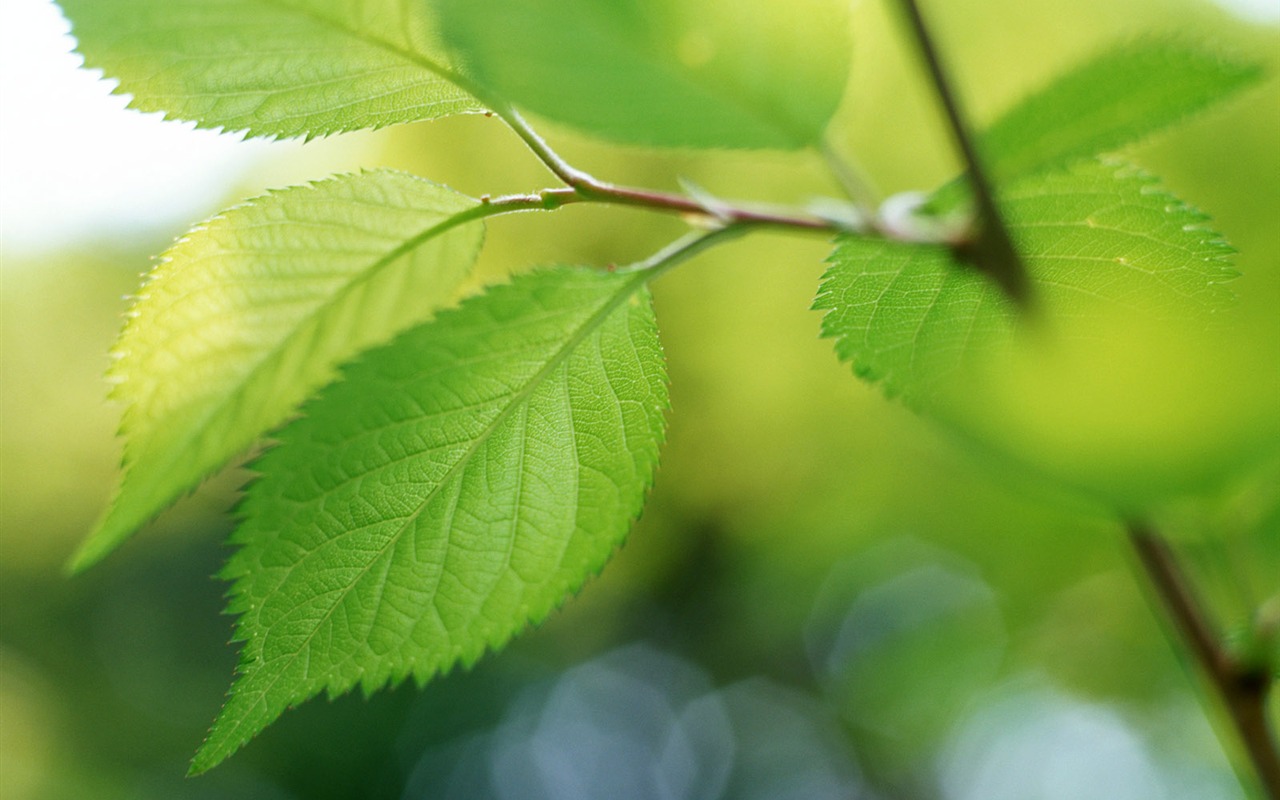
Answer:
[58,0,482,138]
[73,170,484,569]
[192,267,668,773]
[435,0,850,149]
[815,159,1236,403]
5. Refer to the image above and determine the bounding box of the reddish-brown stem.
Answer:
[496,107,875,236]
[1128,520,1279,798]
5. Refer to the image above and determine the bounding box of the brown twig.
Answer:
[1127,520,1279,798]
[893,0,1034,308]
[495,107,853,234]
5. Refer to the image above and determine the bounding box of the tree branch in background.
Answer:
[1127,520,1280,799]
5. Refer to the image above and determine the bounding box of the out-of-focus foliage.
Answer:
[977,41,1260,183]
[433,0,851,148]
[3,0,1278,798]
[819,159,1277,506]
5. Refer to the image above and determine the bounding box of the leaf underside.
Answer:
[58,0,482,139]
[434,0,850,149]
[192,267,668,774]
[815,159,1237,403]
[73,170,484,569]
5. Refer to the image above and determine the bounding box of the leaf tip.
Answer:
[65,517,123,574]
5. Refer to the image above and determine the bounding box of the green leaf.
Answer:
[814,159,1236,404]
[434,0,850,149]
[191,267,668,773]
[982,40,1260,181]
[58,0,482,139]
[72,170,484,570]
[927,41,1260,212]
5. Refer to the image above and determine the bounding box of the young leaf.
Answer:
[58,0,482,139]
[72,170,484,570]
[815,159,1236,403]
[982,40,1260,182]
[434,0,850,149]
[927,41,1260,212]
[191,267,668,773]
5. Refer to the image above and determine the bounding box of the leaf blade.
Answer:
[816,159,1237,403]
[435,0,850,149]
[191,267,668,773]
[73,169,485,569]
[982,40,1261,181]
[58,0,482,138]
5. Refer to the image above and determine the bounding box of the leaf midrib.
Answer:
[257,0,467,89]
[204,270,648,767]
[94,200,485,565]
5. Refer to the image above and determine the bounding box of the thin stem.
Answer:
[893,0,1033,307]
[1127,520,1279,798]
[818,137,880,214]
[497,106,868,235]
[497,107,597,189]
[619,225,749,280]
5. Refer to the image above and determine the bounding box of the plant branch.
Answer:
[496,107,873,236]
[1127,520,1279,798]
[893,0,1033,308]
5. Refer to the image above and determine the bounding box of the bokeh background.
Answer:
[2,0,1278,798]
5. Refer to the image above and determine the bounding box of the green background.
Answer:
[2,0,1278,797]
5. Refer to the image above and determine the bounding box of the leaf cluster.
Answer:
[54,0,1269,773]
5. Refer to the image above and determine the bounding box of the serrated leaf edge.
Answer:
[72,169,487,570]
[191,267,665,774]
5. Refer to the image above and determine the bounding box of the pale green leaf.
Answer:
[983,40,1260,181]
[815,159,1236,403]
[191,267,668,773]
[434,0,850,149]
[928,41,1260,211]
[72,170,484,570]
[57,0,483,139]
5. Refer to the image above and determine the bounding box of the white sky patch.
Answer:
[1211,0,1280,22]
[0,0,295,256]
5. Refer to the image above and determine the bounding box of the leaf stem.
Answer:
[1127,520,1280,798]
[818,137,881,214]
[893,0,1033,307]
[496,107,872,236]
[620,226,749,281]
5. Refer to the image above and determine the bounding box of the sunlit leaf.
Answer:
[191,267,668,773]
[58,0,483,139]
[434,0,850,149]
[73,170,484,569]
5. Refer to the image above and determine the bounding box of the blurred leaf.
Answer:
[74,170,484,569]
[193,267,668,773]
[929,40,1261,211]
[946,307,1280,508]
[58,0,483,139]
[434,0,850,149]
[983,40,1260,180]
[815,158,1235,403]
